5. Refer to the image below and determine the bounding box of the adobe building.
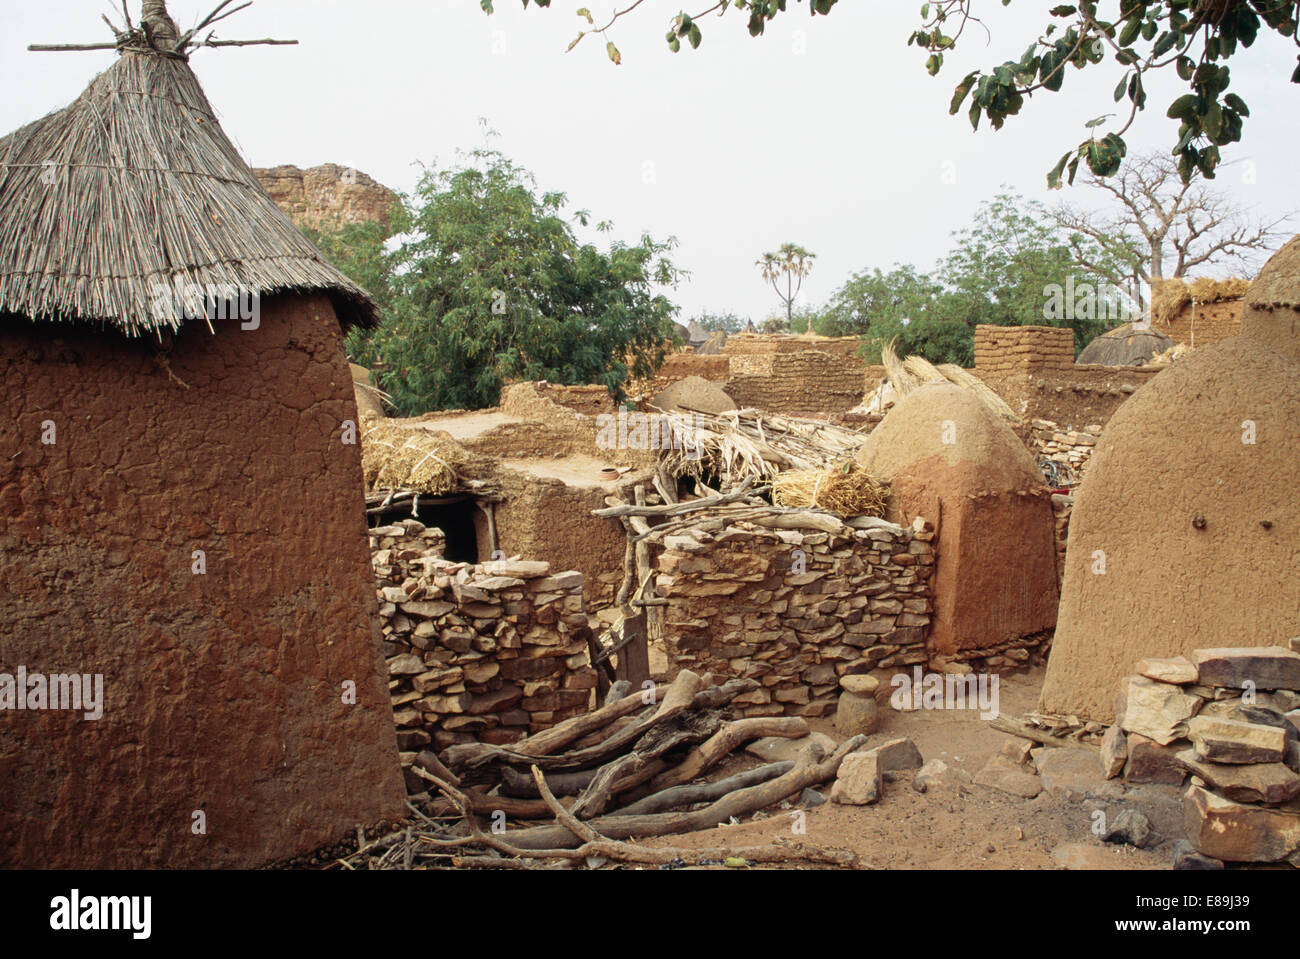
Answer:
[1041,238,1300,721]
[854,383,1059,664]
[0,1,405,867]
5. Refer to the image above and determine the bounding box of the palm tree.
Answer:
[757,243,816,333]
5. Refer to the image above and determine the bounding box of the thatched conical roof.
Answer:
[1077,323,1173,366]
[0,4,376,336]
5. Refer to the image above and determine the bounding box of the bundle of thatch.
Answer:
[880,346,1019,424]
[1151,279,1192,327]
[772,462,888,517]
[362,422,467,494]
[658,408,870,487]
[1187,276,1250,304]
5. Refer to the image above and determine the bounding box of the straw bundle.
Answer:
[362,422,467,495]
[882,348,1020,424]
[881,339,918,396]
[772,463,889,517]
[0,42,375,334]
[1187,276,1250,304]
[1150,279,1191,326]
[934,363,1019,424]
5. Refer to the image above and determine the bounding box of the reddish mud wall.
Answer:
[0,294,405,868]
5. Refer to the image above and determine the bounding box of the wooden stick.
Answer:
[991,715,1098,750]
[592,475,757,518]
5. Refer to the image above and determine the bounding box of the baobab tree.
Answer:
[1051,150,1293,311]
[757,244,816,334]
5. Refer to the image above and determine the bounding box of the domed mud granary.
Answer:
[1242,233,1300,361]
[1041,253,1300,721]
[1077,323,1173,366]
[854,382,1059,661]
[0,1,405,867]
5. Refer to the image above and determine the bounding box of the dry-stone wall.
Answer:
[653,512,936,718]
[370,520,599,763]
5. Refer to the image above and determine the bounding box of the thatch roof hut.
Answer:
[0,1,403,869]
[0,1,375,335]
[1077,323,1173,366]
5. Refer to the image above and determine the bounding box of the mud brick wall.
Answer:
[725,351,868,414]
[653,515,936,718]
[632,353,731,396]
[1159,299,1243,347]
[525,383,615,417]
[1050,493,1073,590]
[977,365,1161,428]
[371,520,599,758]
[974,325,1076,374]
[0,295,406,869]
[722,333,863,356]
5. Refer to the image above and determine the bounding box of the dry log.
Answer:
[502,735,867,851]
[648,716,809,792]
[592,476,758,519]
[991,715,1098,751]
[442,680,667,770]
[609,762,794,817]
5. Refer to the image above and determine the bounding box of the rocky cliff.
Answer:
[254,163,395,231]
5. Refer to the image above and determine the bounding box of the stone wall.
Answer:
[1028,418,1101,484]
[653,513,936,718]
[725,351,868,414]
[974,325,1076,374]
[371,519,599,763]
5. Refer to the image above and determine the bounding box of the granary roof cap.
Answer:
[1245,234,1300,311]
[0,0,377,336]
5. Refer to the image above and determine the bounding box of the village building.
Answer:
[0,0,405,867]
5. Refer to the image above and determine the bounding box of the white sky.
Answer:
[3,1,1298,323]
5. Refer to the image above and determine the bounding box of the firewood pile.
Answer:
[332,670,866,869]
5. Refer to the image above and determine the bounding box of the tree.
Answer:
[688,310,750,334]
[351,147,682,414]
[301,213,402,360]
[756,243,816,333]
[1050,149,1293,309]
[485,1,1300,183]
[820,191,1122,364]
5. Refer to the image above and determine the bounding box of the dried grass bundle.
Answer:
[1150,279,1191,326]
[772,463,889,518]
[1187,276,1250,304]
[362,422,467,495]
[881,339,917,397]
[935,363,1020,423]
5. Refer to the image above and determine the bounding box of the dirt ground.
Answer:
[637,667,1179,870]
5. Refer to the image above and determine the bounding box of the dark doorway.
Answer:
[371,497,480,564]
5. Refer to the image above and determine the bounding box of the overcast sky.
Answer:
[4,1,1298,322]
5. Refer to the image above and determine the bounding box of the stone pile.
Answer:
[370,519,599,781]
[1102,642,1300,866]
[654,513,936,719]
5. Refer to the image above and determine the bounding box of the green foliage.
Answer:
[690,310,750,334]
[301,210,403,361]
[488,0,1300,183]
[823,191,1123,365]
[335,147,681,415]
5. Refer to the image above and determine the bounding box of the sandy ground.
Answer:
[500,454,626,489]
[633,667,1180,870]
